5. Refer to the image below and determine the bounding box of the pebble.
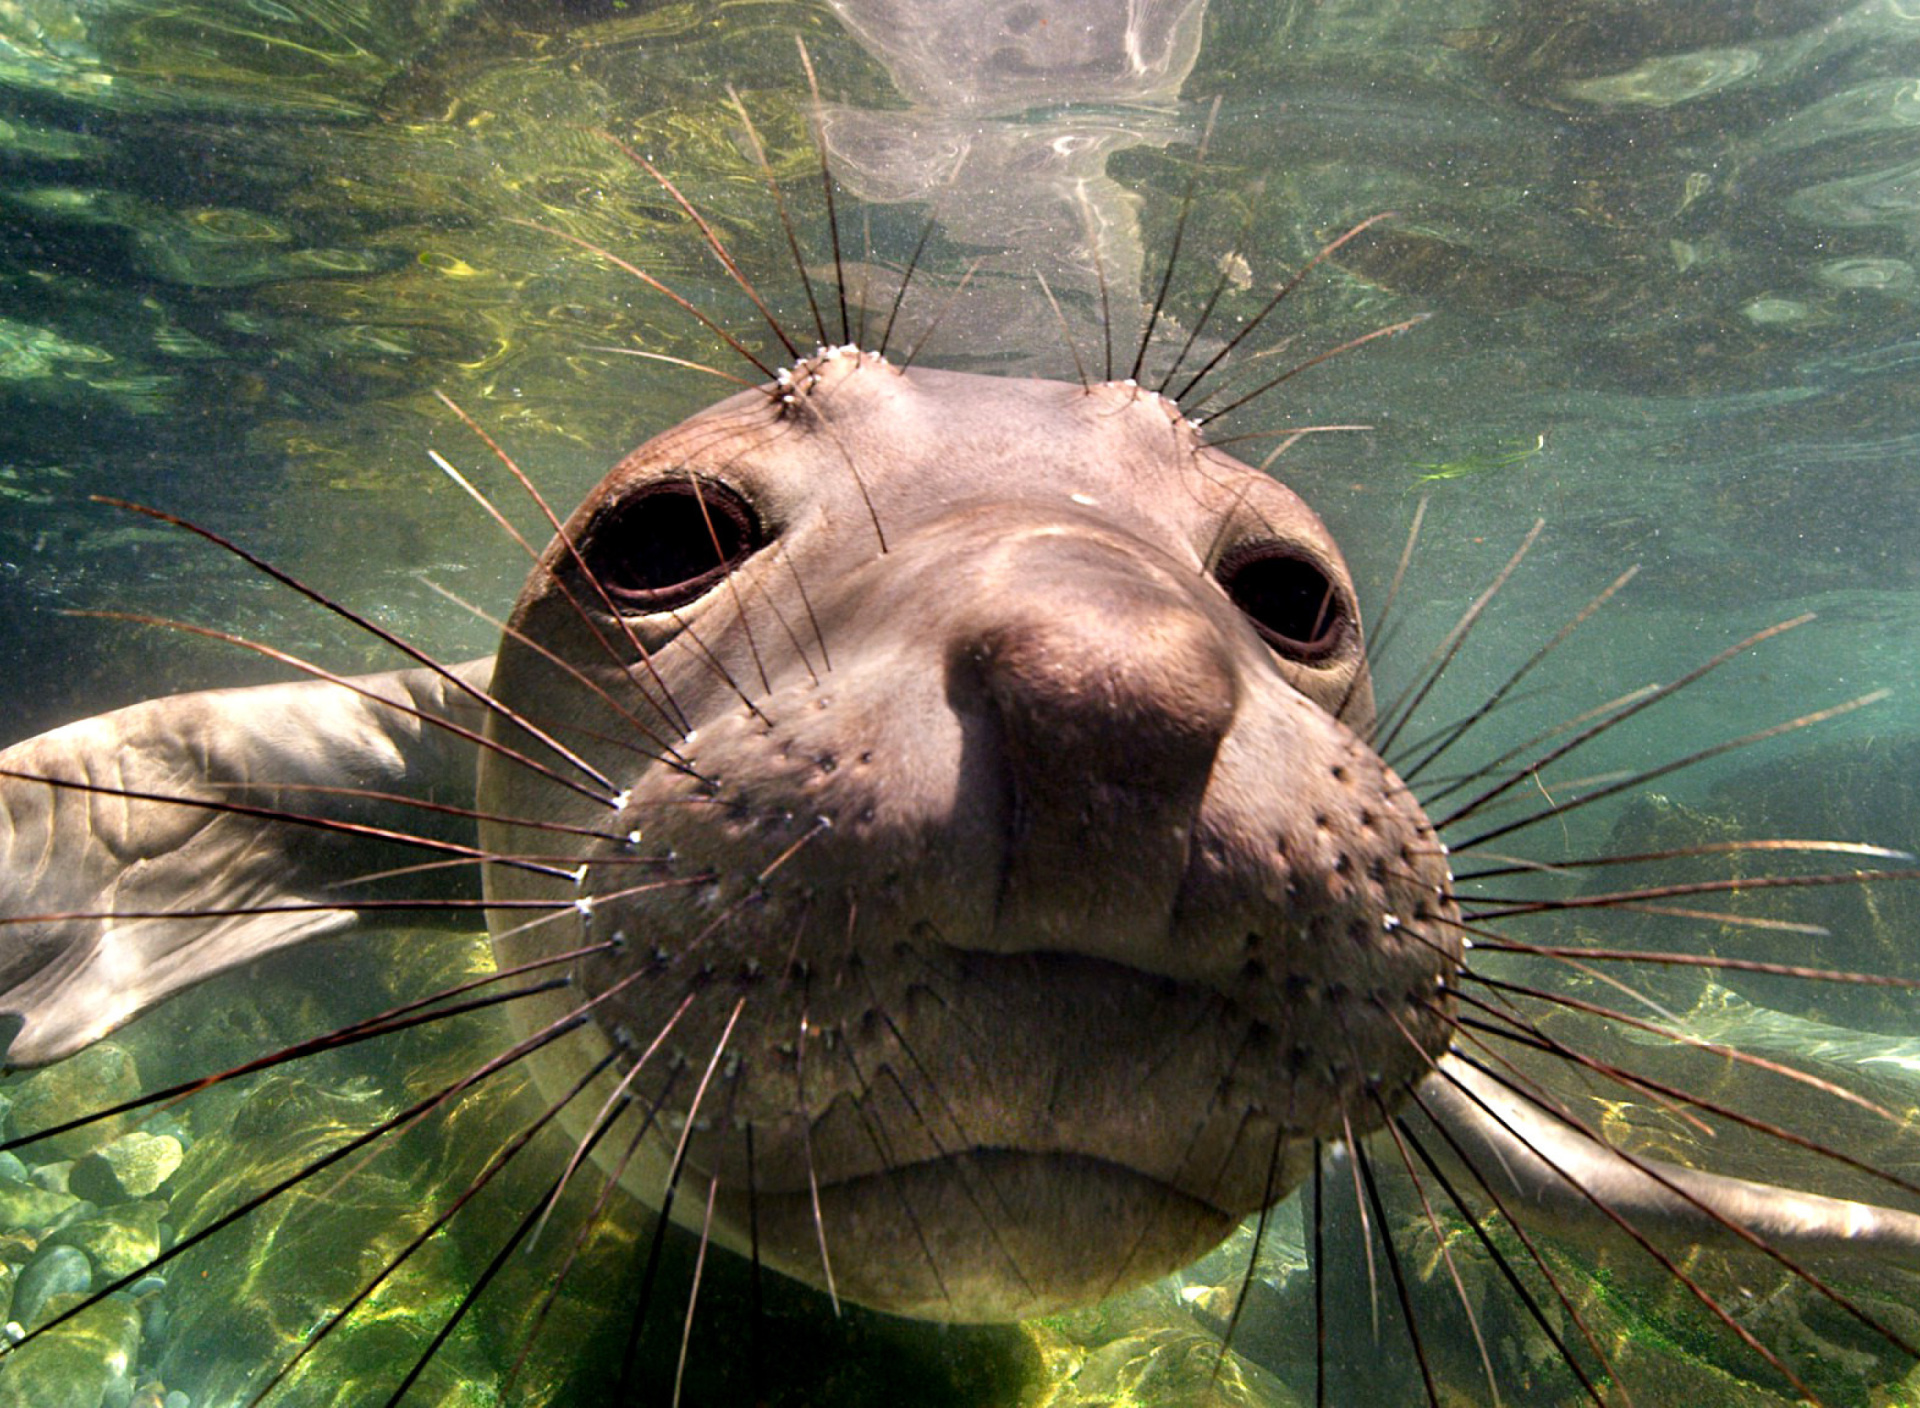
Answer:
[0,1290,140,1408]
[5,1043,142,1161]
[70,1134,185,1205]
[10,1243,92,1329]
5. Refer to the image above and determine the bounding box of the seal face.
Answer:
[478,347,1460,1320]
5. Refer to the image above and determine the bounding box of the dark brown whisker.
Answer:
[1035,271,1091,390]
[1191,315,1431,427]
[584,347,758,386]
[876,214,938,362]
[1455,835,1911,883]
[1470,939,1920,990]
[1130,95,1221,385]
[431,390,697,740]
[76,606,643,802]
[2,972,578,1157]
[92,496,626,802]
[1354,1135,1442,1407]
[1338,499,1427,727]
[531,989,698,1245]
[1397,565,1640,786]
[1456,1001,1920,1209]
[832,1043,968,1314]
[1311,1142,1327,1408]
[1465,864,1920,923]
[729,84,830,350]
[1172,211,1398,407]
[1459,1044,1920,1378]
[417,509,692,766]
[1417,684,1661,811]
[1208,1123,1289,1395]
[1434,613,1818,837]
[1433,1055,1827,1403]
[1453,689,1893,853]
[794,981,841,1315]
[897,257,983,372]
[615,1000,747,1397]
[1373,520,1544,758]
[244,1045,622,1406]
[796,37,852,348]
[597,132,803,364]
[1461,970,1904,1127]
[1372,1091,1503,1407]
[672,1172,724,1408]
[0,1000,589,1366]
[1157,179,1264,397]
[1391,1083,1619,1405]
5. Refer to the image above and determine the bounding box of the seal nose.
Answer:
[947,531,1239,960]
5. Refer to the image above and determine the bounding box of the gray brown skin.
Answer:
[3,345,1920,1329]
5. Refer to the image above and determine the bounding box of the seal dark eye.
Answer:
[1217,544,1347,662]
[586,478,763,613]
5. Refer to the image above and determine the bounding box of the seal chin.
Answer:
[741,1149,1242,1322]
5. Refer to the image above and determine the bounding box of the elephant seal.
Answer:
[3,245,1920,1402]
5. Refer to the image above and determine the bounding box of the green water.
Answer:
[3,0,1920,1403]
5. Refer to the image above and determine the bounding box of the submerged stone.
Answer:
[70,1134,184,1205]
[5,1043,142,1161]
[0,1292,141,1408]
[11,1243,93,1329]
[0,1173,78,1229]
[46,1201,165,1283]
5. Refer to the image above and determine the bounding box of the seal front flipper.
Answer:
[0,658,492,1067]
[1415,1054,1920,1265]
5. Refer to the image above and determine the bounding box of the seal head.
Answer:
[478,347,1460,1320]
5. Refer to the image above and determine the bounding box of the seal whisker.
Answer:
[1034,270,1091,390]
[1462,972,1904,1127]
[1156,183,1265,399]
[830,1042,972,1313]
[1397,565,1642,786]
[1372,1088,1506,1407]
[727,85,831,351]
[875,215,939,362]
[431,389,699,739]
[1171,211,1397,408]
[1456,1044,1920,1381]
[1434,614,1819,837]
[530,990,699,1247]
[0,999,586,1368]
[1393,1079,1621,1403]
[92,497,628,802]
[671,1170,723,1408]
[1432,1053,1829,1402]
[242,1045,622,1407]
[1130,95,1220,386]
[1373,520,1545,758]
[795,37,852,349]
[1354,1130,1445,1405]
[510,216,784,385]
[1458,835,1913,882]
[75,606,656,799]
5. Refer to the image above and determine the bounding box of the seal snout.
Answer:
[944,530,1240,961]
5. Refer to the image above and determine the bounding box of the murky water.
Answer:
[3,0,1920,1403]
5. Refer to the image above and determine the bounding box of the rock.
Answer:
[0,1151,28,1183]
[0,1291,141,1408]
[30,1160,73,1195]
[46,1203,165,1283]
[0,1174,80,1230]
[11,1243,93,1329]
[5,1044,142,1161]
[70,1135,185,1205]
